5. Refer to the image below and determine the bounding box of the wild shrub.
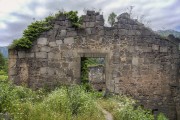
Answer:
[9,11,82,49]
[157,113,168,120]
[98,94,168,120]
[9,85,104,120]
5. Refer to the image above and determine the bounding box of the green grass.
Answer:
[0,80,104,120]
[0,72,168,120]
[97,94,168,120]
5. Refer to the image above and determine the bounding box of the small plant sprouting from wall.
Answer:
[9,11,82,50]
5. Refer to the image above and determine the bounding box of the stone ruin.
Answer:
[8,11,180,119]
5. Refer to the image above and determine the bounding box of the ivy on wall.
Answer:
[9,11,82,50]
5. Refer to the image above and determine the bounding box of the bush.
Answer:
[9,20,51,49]
[41,85,103,119]
[0,78,40,114]
[5,85,104,120]
[9,11,82,50]
[0,77,168,120]
[157,113,168,120]
[97,94,168,120]
[114,105,154,120]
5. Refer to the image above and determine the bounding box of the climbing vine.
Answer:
[9,11,82,49]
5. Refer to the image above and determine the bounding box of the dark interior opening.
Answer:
[98,89,102,92]
[152,109,158,114]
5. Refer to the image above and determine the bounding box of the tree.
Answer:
[0,52,5,69]
[108,12,117,27]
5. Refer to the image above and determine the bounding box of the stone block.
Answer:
[96,15,103,21]
[48,52,60,59]
[82,23,86,28]
[49,42,57,47]
[9,68,17,75]
[160,47,168,52]
[40,46,51,52]
[128,30,136,35]
[64,37,74,44]
[56,40,63,45]
[119,29,127,35]
[118,13,130,19]
[40,67,47,74]
[86,22,95,27]
[132,57,138,66]
[128,46,134,52]
[113,56,120,64]
[152,44,159,51]
[37,38,48,45]
[65,20,72,27]
[48,68,54,75]
[26,53,34,58]
[54,24,60,29]
[18,51,26,58]
[48,52,54,59]
[86,28,92,34]
[87,11,95,15]
[31,46,38,52]
[36,52,47,58]
[60,30,67,37]
[142,47,152,52]
[98,30,104,35]
[135,30,141,35]
[67,31,77,37]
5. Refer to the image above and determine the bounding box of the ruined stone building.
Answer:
[9,11,180,119]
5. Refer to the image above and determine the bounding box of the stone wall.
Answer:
[88,65,105,91]
[9,11,180,120]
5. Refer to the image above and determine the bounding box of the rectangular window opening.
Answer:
[80,57,106,91]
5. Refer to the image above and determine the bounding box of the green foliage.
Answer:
[0,78,169,120]
[0,53,8,75]
[9,20,52,49]
[9,11,82,50]
[7,85,104,120]
[0,79,38,114]
[64,11,82,28]
[98,94,168,120]
[81,57,91,83]
[108,12,117,27]
[0,53,5,69]
[157,113,168,120]
[10,37,32,49]
[115,105,154,120]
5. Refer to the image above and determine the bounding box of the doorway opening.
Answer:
[81,57,105,91]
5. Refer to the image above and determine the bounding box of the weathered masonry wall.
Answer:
[88,65,105,91]
[9,11,180,120]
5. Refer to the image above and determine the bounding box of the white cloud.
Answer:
[0,22,7,29]
[35,7,48,17]
[0,0,180,46]
[0,0,28,18]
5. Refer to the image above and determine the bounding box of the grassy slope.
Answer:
[0,78,168,120]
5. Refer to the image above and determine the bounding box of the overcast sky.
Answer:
[0,0,180,46]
